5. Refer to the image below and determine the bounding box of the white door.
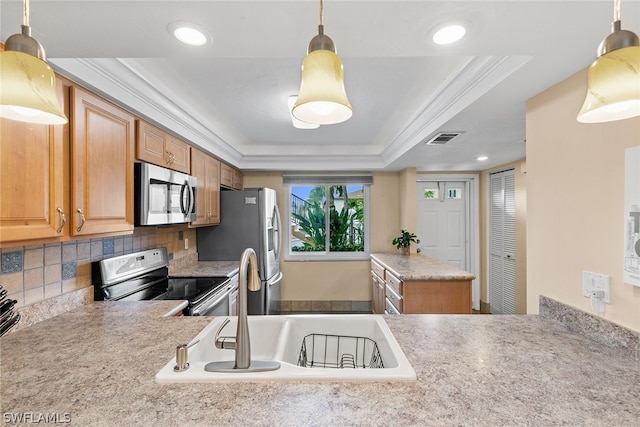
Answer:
[416,175,479,311]
[488,170,516,314]
[416,181,468,269]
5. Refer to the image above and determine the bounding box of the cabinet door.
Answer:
[220,163,234,188]
[190,148,220,226]
[220,163,243,190]
[207,156,221,223]
[136,120,168,167]
[136,120,190,173]
[0,77,69,242]
[166,137,190,174]
[71,86,135,236]
[232,168,243,190]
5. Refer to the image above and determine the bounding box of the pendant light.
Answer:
[577,0,640,123]
[292,0,352,125]
[0,0,67,125]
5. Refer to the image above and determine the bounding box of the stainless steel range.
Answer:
[93,248,236,316]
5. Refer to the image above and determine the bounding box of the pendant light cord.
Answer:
[614,0,620,22]
[319,0,324,27]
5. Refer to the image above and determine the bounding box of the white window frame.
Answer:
[283,176,371,262]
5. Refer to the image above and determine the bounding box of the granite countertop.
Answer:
[169,261,240,278]
[371,253,476,281]
[1,303,639,426]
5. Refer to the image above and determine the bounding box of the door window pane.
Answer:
[423,188,439,200]
[447,188,462,199]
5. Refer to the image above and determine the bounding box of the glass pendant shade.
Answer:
[0,50,67,125]
[292,49,352,125]
[577,46,640,123]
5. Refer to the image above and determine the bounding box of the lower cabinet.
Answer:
[371,260,472,314]
[371,271,386,314]
[400,279,472,314]
[370,260,386,314]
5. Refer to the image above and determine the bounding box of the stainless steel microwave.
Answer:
[134,162,197,226]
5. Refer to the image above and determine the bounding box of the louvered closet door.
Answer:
[489,169,516,314]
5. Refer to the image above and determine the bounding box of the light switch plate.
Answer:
[582,271,611,304]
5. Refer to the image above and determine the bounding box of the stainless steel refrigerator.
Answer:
[196,188,282,315]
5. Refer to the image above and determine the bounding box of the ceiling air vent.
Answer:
[424,132,462,145]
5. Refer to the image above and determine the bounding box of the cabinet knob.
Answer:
[76,208,86,232]
[56,207,66,234]
[416,248,421,253]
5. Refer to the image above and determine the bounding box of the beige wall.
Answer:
[243,171,403,301]
[478,160,527,313]
[526,68,640,332]
[399,168,418,248]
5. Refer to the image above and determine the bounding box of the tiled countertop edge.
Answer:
[539,295,640,361]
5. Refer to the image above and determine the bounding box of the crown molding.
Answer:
[49,54,530,171]
[50,57,242,165]
[381,55,532,165]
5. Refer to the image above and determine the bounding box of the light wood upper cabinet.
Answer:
[71,86,135,236]
[190,147,220,226]
[0,77,71,243]
[136,120,190,174]
[220,163,243,190]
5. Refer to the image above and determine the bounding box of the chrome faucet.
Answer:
[205,248,280,373]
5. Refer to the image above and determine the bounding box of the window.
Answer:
[284,176,371,261]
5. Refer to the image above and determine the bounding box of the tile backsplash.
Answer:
[0,225,197,330]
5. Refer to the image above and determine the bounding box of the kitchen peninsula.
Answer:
[1,301,638,426]
[371,253,475,314]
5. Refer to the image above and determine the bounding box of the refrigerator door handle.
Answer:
[273,203,282,262]
[266,271,283,287]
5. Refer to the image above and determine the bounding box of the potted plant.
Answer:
[392,230,417,255]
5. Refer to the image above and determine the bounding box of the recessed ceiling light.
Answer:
[167,21,212,46]
[477,156,489,161]
[432,24,466,45]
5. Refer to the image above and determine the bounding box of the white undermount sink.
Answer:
[155,314,416,382]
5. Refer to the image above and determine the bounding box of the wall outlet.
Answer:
[582,271,611,304]
[184,238,189,250]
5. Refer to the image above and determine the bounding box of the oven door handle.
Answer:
[191,285,232,316]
